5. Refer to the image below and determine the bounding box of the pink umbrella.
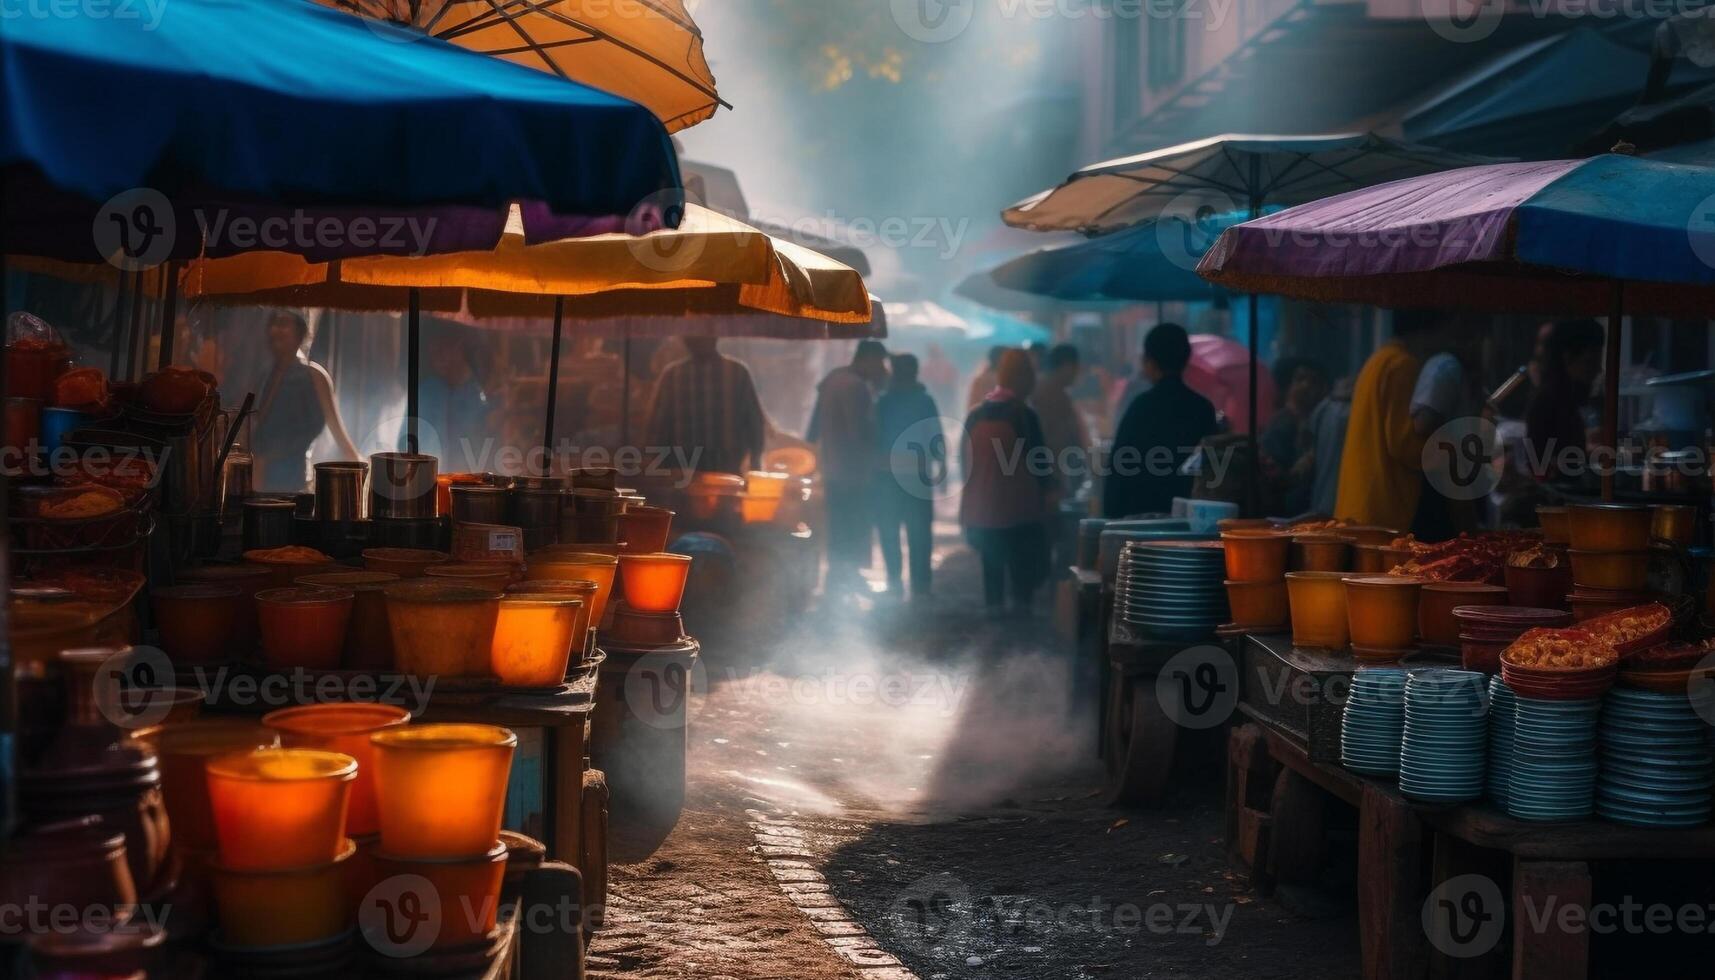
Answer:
[1183,334,1276,435]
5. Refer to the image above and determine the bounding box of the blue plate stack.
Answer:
[1399,670,1489,803]
[1506,697,1600,822]
[1341,669,1410,775]
[1114,543,1229,642]
[1486,677,1517,807]
[1596,689,1714,828]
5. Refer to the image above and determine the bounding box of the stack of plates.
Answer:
[1399,670,1489,803]
[1597,689,1714,828]
[1506,697,1600,822]
[1486,677,1517,807]
[1114,542,1229,641]
[1341,669,1409,775]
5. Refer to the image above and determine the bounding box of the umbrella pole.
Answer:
[622,331,632,447]
[110,269,130,380]
[1246,186,1263,516]
[1602,282,1624,502]
[155,261,180,369]
[542,297,564,477]
[406,288,420,455]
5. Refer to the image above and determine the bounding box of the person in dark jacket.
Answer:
[1525,318,1604,484]
[1103,324,1220,518]
[960,350,1054,610]
[808,340,889,596]
[875,354,944,599]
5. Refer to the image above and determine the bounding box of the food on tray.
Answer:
[246,545,333,563]
[1387,531,1540,584]
[1580,602,1673,650]
[140,365,213,415]
[51,367,110,412]
[1625,638,1715,670]
[1503,628,1618,670]
[1507,546,1563,570]
[37,489,123,520]
[1285,519,1348,533]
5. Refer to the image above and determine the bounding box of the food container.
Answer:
[383,582,502,679]
[1351,545,1394,573]
[151,584,246,665]
[506,580,596,657]
[371,453,439,520]
[1651,504,1697,548]
[617,553,693,614]
[423,562,516,592]
[371,724,516,858]
[295,571,400,670]
[739,494,781,524]
[1536,506,1570,545]
[1569,549,1651,591]
[1418,582,1508,648]
[1220,530,1290,583]
[571,467,618,491]
[1344,576,1424,654]
[450,522,525,565]
[262,703,408,840]
[618,505,675,555]
[179,563,273,651]
[131,721,278,852]
[610,606,686,646]
[1285,571,1351,649]
[255,587,354,672]
[1291,534,1351,573]
[1568,589,1653,623]
[491,597,582,687]
[313,461,369,522]
[1334,526,1399,547]
[1500,651,1618,701]
[1580,602,1675,654]
[1504,562,1573,610]
[1567,503,1651,552]
[211,838,357,949]
[243,547,337,590]
[1223,580,1288,628]
[371,844,508,950]
[362,547,451,578]
[205,748,357,871]
[0,817,138,928]
[524,552,618,625]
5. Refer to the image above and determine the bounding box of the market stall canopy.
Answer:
[1002,133,1496,235]
[952,267,1132,314]
[1582,10,1715,158]
[321,0,724,132]
[0,0,682,262]
[983,212,1254,303]
[179,205,871,325]
[1196,154,1715,317]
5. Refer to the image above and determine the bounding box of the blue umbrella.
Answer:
[983,211,1256,303]
[1,0,682,259]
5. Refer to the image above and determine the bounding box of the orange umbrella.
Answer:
[322,0,724,131]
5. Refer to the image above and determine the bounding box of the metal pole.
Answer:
[406,288,421,455]
[1602,282,1623,502]
[110,270,130,379]
[622,331,632,447]
[125,270,147,381]
[542,297,564,477]
[1246,182,1263,516]
[155,261,180,369]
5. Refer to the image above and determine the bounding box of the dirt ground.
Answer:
[589,525,1361,980]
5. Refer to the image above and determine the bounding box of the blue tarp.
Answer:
[0,0,680,217]
[1518,153,1715,286]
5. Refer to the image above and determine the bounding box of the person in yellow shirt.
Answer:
[1334,313,1449,533]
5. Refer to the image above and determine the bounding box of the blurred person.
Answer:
[875,353,942,600]
[960,350,1053,611]
[1260,359,1329,515]
[419,331,490,469]
[644,337,766,475]
[1525,319,1605,483]
[1306,376,1354,517]
[1026,341,1049,372]
[251,310,358,492]
[921,342,959,411]
[808,340,889,595]
[966,345,1005,411]
[1334,312,1449,534]
[1103,324,1219,519]
[1032,343,1090,493]
[1411,328,1488,537]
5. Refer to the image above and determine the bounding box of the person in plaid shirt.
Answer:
[645,337,767,475]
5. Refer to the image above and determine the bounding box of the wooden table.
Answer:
[1230,632,1715,980]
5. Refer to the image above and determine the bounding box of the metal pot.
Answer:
[451,484,510,525]
[241,497,298,551]
[314,461,369,521]
[370,452,437,520]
